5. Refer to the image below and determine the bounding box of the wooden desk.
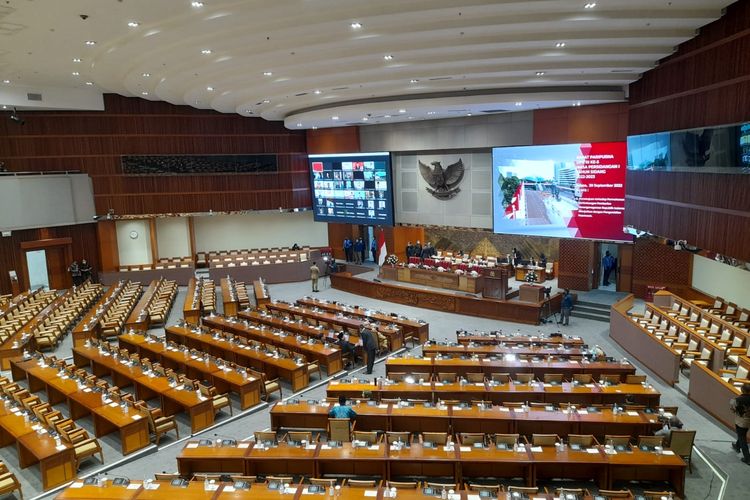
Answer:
[385,356,636,380]
[72,345,215,433]
[380,266,484,294]
[688,360,739,430]
[183,278,202,324]
[202,315,344,376]
[297,297,429,344]
[220,278,239,317]
[519,284,545,303]
[9,357,151,455]
[253,280,270,309]
[265,302,404,351]
[238,309,362,345]
[456,332,584,346]
[423,344,586,358]
[515,266,546,283]
[0,403,76,490]
[607,447,686,497]
[270,401,662,439]
[326,380,661,406]
[126,280,159,332]
[245,442,317,477]
[119,332,262,410]
[164,325,310,392]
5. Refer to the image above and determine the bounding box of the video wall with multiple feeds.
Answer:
[491,142,630,241]
[309,152,394,226]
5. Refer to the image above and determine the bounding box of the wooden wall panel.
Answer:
[0,223,99,294]
[631,239,692,299]
[306,127,360,154]
[557,239,595,291]
[629,1,750,134]
[533,103,629,145]
[0,94,309,215]
[327,223,358,260]
[96,221,119,273]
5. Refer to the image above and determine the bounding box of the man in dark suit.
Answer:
[360,324,378,374]
[413,240,423,261]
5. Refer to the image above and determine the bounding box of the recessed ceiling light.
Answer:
[410,79,419,83]
[573,101,582,106]
[467,113,472,116]
[312,126,318,130]
[201,49,212,55]
[206,86,214,91]
[383,55,393,61]
[584,2,597,8]
[296,123,302,127]
[384,114,391,118]
[536,71,545,76]
[263,71,273,76]
[191,1,204,7]
[313,89,322,95]
[408,116,414,120]
[427,111,436,115]
[127,21,140,27]
[332,116,339,120]
[398,109,406,113]
[262,99,270,104]
[2,80,10,84]
[362,117,369,121]
[142,91,149,95]
[555,42,566,48]
[142,72,151,77]
[1,105,6,109]
[84,40,96,46]
[85,81,93,86]
[351,22,362,29]
[72,72,80,76]
[515,102,523,106]
[73,58,82,63]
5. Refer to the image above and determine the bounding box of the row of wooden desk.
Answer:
[9,356,150,457]
[253,280,270,309]
[456,332,584,346]
[326,381,661,406]
[423,344,586,358]
[202,315,344,376]
[296,297,429,344]
[175,440,686,497]
[264,302,405,351]
[72,345,217,433]
[270,401,664,438]
[55,481,584,500]
[165,324,311,392]
[118,332,263,410]
[385,356,636,380]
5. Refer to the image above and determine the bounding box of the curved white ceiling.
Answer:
[0,0,734,128]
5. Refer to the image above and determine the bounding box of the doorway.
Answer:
[598,243,618,292]
[25,250,50,290]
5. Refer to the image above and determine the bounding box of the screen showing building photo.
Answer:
[309,152,394,226]
[492,142,630,241]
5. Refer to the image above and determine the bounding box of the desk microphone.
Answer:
[212,433,238,446]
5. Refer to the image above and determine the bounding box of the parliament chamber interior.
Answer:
[1,1,750,499]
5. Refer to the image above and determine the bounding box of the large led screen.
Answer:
[492,142,629,241]
[309,152,394,226]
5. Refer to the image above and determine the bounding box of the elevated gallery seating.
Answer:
[197,246,312,269]
[33,282,103,350]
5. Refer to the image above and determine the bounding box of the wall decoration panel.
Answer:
[557,239,594,291]
[631,239,692,299]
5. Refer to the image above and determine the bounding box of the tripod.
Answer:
[540,293,558,324]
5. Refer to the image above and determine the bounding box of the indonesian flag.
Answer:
[504,183,525,219]
[377,229,387,266]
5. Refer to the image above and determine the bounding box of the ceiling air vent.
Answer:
[610,69,633,73]
[294,92,308,96]
[331,86,349,90]
[480,109,509,114]
[27,93,43,101]
[428,77,452,81]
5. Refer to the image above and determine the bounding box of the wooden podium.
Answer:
[519,284,545,303]
[482,267,510,300]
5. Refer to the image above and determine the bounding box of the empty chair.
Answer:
[459,433,485,446]
[568,434,599,447]
[543,373,563,384]
[139,404,179,445]
[596,490,634,499]
[637,435,664,448]
[286,431,313,443]
[515,373,534,383]
[387,481,419,489]
[555,488,589,498]
[491,373,511,383]
[437,372,457,383]
[604,435,632,447]
[600,374,621,385]
[625,374,646,384]
[310,478,337,486]
[532,434,559,446]
[421,432,450,445]
[425,482,457,490]
[642,491,677,500]
[328,418,352,442]
[668,429,696,473]
[255,431,277,443]
[153,473,182,481]
[466,372,485,383]
[385,432,411,444]
[347,480,378,487]
[506,486,539,494]
[352,431,379,445]
[0,464,22,500]
[572,373,593,384]
[494,434,523,447]
[467,484,501,494]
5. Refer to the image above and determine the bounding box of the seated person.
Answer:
[328,395,357,420]
[654,415,684,438]
[336,332,358,367]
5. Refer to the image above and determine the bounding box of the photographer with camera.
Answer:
[559,289,573,326]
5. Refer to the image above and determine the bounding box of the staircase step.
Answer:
[574,304,611,315]
[570,311,610,322]
[575,300,612,311]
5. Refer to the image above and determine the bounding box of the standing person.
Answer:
[309,261,320,293]
[353,238,363,264]
[80,259,92,283]
[67,261,81,286]
[602,250,615,286]
[406,241,413,259]
[413,240,423,261]
[360,324,378,375]
[370,238,377,263]
[343,238,353,262]
[539,253,548,269]
[731,383,750,464]
[359,238,366,264]
[559,289,573,326]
